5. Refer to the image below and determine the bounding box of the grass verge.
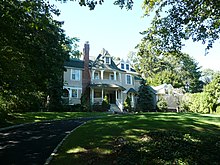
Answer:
[0,112,111,128]
[51,112,220,165]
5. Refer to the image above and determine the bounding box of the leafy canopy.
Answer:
[142,0,220,53]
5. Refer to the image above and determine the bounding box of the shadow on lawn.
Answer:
[53,113,220,165]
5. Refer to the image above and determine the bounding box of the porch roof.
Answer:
[89,83,126,91]
[123,88,137,94]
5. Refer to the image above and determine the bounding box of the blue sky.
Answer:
[51,0,219,71]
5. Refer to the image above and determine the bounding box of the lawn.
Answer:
[0,112,110,128]
[51,112,220,165]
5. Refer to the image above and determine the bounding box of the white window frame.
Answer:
[126,64,130,70]
[71,89,78,98]
[71,69,80,81]
[105,57,111,64]
[121,63,125,70]
[94,72,100,79]
[109,74,114,80]
[69,87,82,98]
[126,74,132,85]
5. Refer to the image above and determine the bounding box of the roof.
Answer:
[64,59,84,68]
[89,83,126,90]
[92,53,125,72]
[123,88,137,94]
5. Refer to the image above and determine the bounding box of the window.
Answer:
[121,63,124,69]
[71,69,80,80]
[126,74,132,85]
[105,57,110,64]
[109,74,114,80]
[94,72,99,79]
[71,89,78,98]
[126,64,129,70]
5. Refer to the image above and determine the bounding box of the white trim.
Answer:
[71,69,80,81]
[63,86,82,98]
[125,74,132,85]
[109,73,114,80]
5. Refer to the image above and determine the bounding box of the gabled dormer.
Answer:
[120,59,131,71]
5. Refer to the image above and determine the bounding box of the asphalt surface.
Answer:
[0,118,91,165]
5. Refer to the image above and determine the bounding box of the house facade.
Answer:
[63,42,142,112]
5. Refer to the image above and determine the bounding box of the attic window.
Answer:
[126,64,129,70]
[105,57,110,64]
[121,63,124,69]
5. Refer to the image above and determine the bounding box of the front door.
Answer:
[109,91,116,104]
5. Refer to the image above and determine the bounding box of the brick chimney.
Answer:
[82,41,91,94]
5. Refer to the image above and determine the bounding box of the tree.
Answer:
[201,69,220,85]
[136,80,156,112]
[142,0,220,53]
[56,0,133,10]
[203,74,220,113]
[0,0,75,112]
[134,39,202,92]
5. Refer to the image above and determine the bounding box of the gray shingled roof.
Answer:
[92,54,125,72]
[64,59,84,68]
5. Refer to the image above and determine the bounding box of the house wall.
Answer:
[63,68,82,87]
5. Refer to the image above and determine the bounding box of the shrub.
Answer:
[124,96,132,112]
[101,95,110,111]
[157,98,168,112]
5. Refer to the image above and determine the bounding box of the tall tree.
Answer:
[0,0,75,112]
[134,39,202,92]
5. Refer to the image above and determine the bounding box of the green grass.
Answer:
[0,112,110,128]
[51,112,220,165]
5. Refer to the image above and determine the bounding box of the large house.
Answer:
[63,42,142,112]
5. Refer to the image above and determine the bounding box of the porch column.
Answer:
[91,88,94,104]
[101,88,104,100]
[116,90,118,100]
[114,71,116,80]
[92,70,95,79]
[100,70,104,80]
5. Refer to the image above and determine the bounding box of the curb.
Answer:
[44,121,87,165]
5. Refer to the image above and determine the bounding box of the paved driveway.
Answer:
[0,118,91,165]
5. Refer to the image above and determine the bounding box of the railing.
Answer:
[116,99,123,111]
[91,79,122,86]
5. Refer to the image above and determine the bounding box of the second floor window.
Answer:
[71,69,80,80]
[94,72,99,79]
[126,74,132,85]
[109,74,114,80]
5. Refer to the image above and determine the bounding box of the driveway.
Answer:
[0,118,91,165]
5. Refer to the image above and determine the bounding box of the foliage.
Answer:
[124,96,132,112]
[157,97,168,112]
[0,0,77,113]
[101,95,110,111]
[142,0,220,53]
[203,74,220,113]
[134,41,202,92]
[57,0,133,10]
[114,131,220,165]
[180,74,220,114]
[137,82,156,112]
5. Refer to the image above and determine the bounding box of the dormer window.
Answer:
[126,64,129,70]
[105,57,111,64]
[121,63,124,69]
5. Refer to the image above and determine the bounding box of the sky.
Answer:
[50,0,220,71]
